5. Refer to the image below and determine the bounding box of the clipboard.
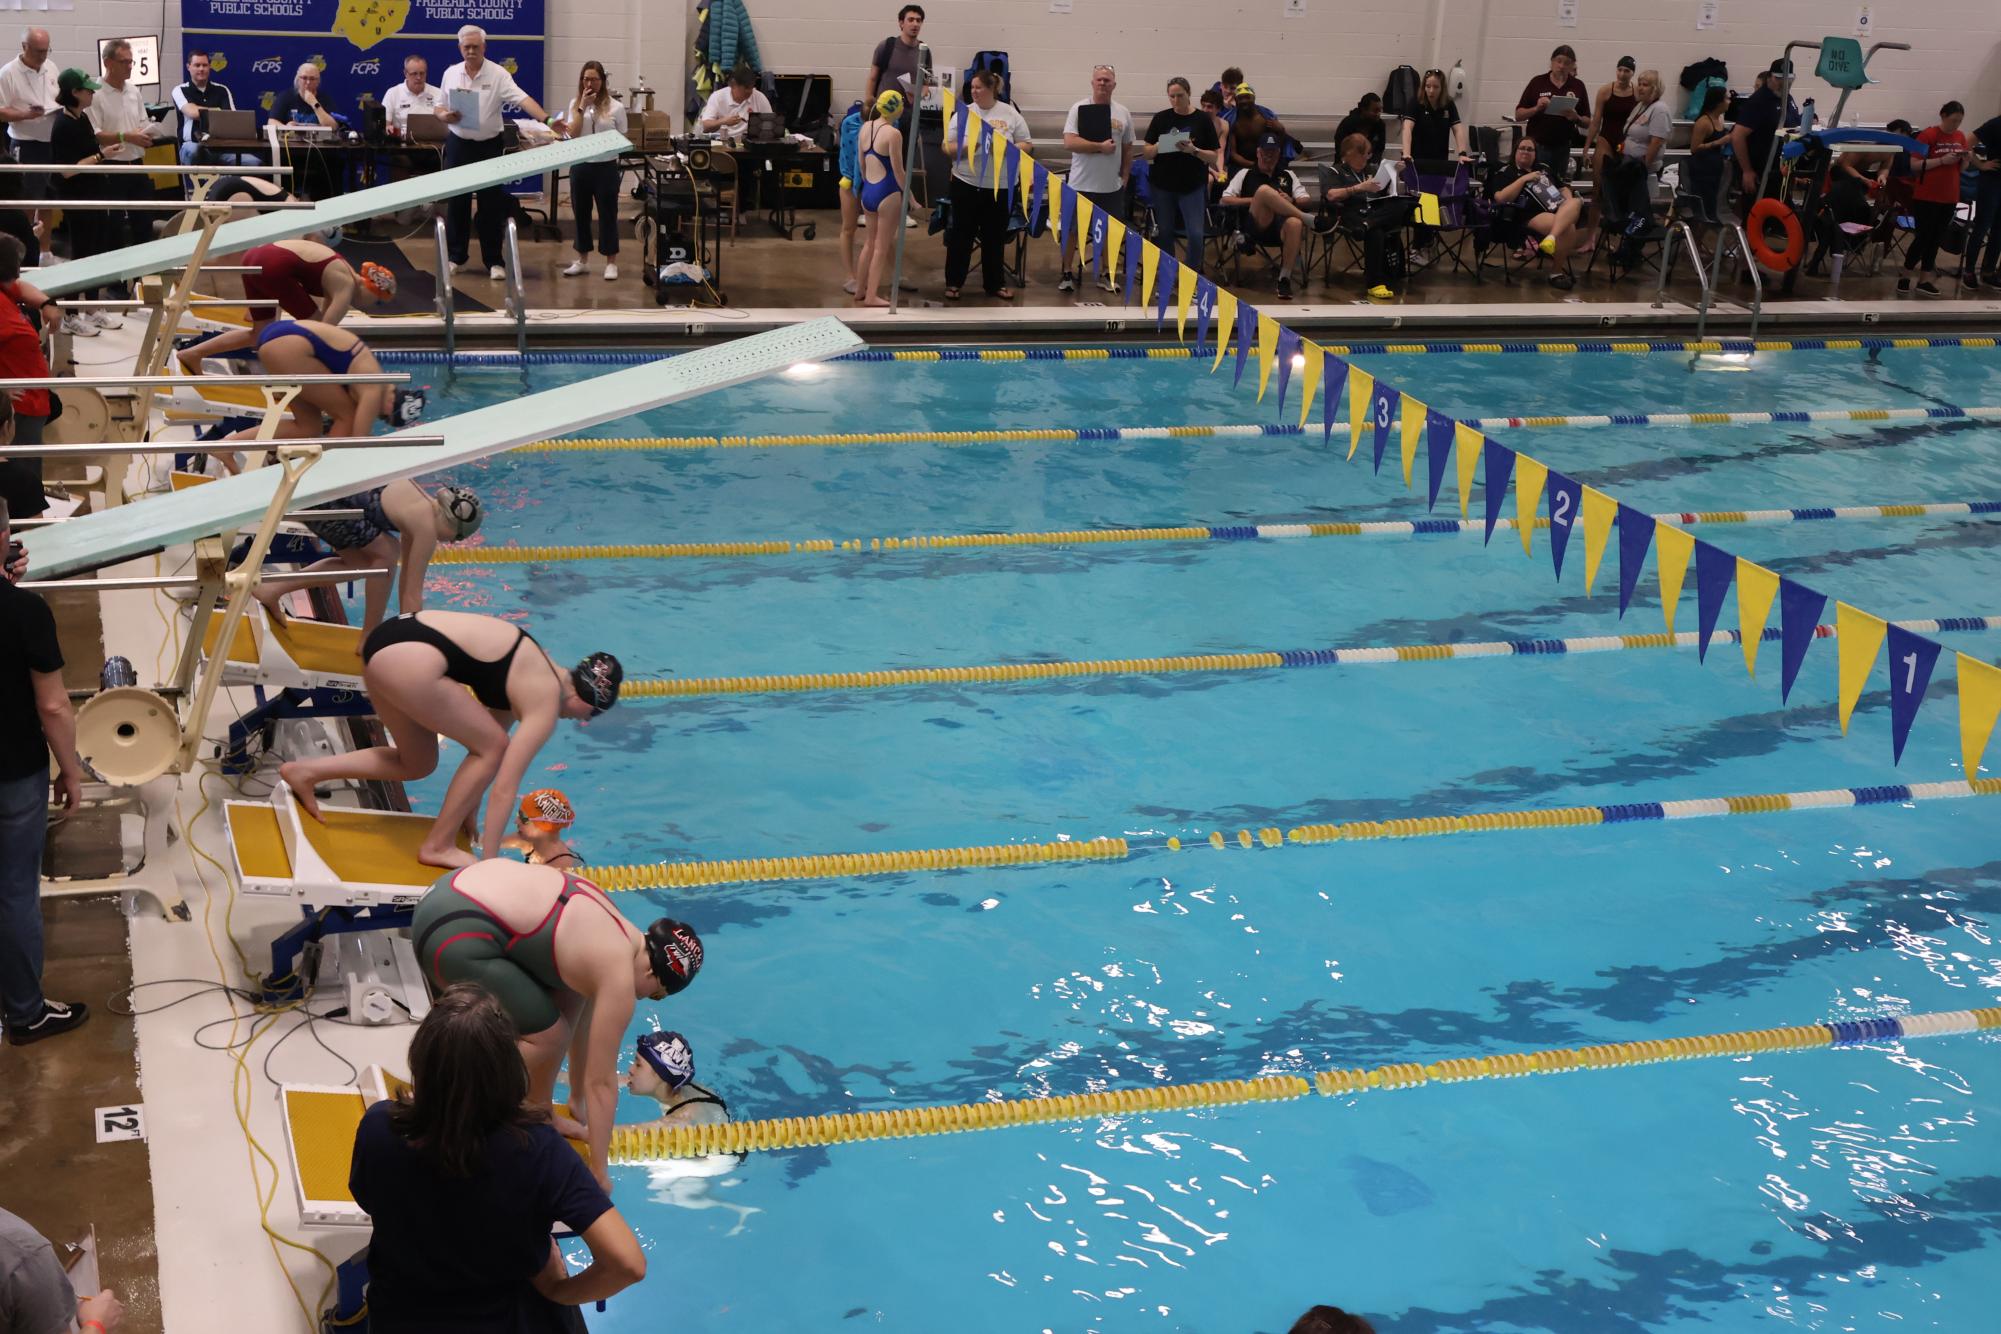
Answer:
[1543,94,1578,117]
[1075,102,1112,143]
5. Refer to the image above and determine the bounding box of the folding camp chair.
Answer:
[1402,159,1476,277]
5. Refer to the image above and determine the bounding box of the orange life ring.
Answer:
[1746,198,1804,271]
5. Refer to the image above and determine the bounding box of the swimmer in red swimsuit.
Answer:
[175,237,395,366]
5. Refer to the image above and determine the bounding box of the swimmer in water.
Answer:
[621,1030,759,1234]
[501,787,583,868]
[622,1030,730,1129]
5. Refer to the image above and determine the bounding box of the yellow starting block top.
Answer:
[223,786,468,905]
[201,608,368,685]
[169,470,216,492]
[285,1086,368,1220]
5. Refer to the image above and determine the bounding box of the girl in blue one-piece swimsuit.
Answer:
[852,90,908,309]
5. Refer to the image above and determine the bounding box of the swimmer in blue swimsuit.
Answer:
[243,317,390,442]
[853,90,908,308]
[254,477,483,633]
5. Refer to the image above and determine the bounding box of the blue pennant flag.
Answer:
[952,98,970,152]
[1059,182,1078,251]
[1615,505,1654,616]
[1885,623,1944,764]
[1777,578,1828,703]
[1693,540,1734,661]
[1088,208,1108,280]
[1481,437,1516,543]
[1369,381,1396,473]
[1124,223,1141,304]
[1233,302,1254,387]
[1274,328,1301,414]
[1028,164,1048,235]
[1154,253,1177,329]
[1003,140,1021,193]
[1194,277,1218,349]
[976,117,994,181]
[1323,351,1347,445]
[1425,409,1455,511]
[1546,468,1584,579]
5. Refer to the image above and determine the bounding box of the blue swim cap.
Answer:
[637,1029,695,1090]
[390,386,427,428]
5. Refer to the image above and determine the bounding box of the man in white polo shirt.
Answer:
[383,55,443,135]
[0,28,58,202]
[438,24,549,280]
[87,38,155,272]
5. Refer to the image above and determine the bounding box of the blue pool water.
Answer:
[392,344,2001,1330]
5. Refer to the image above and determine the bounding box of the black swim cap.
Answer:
[645,918,703,996]
[571,651,623,716]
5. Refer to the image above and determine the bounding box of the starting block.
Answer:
[278,1063,409,1228]
[224,784,466,1003]
[202,606,367,693]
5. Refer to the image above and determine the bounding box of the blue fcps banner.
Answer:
[180,0,547,125]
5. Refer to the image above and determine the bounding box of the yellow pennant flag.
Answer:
[1834,602,1888,734]
[1347,364,1373,460]
[1654,523,1694,634]
[1957,653,2001,776]
[1295,340,1322,430]
[1075,194,1096,266]
[1736,559,1781,678]
[1211,290,1237,372]
[1454,422,1481,519]
[1141,241,1159,308]
[990,124,1005,192]
[1255,313,1280,401]
[1104,216,1127,287]
[1580,487,1619,593]
[1514,455,1548,557]
[1174,262,1197,340]
[1398,392,1425,487]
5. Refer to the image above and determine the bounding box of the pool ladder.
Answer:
[503,217,528,360]
[1652,179,1761,344]
[431,216,455,370]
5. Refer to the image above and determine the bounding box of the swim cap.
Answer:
[434,483,482,539]
[518,787,574,828]
[389,386,427,428]
[358,260,398,299]
[636,1029,695,1090]
[875,89,905,121]
[644,918,704,996]
[571,651,623,716]
[1233,83,1256,98]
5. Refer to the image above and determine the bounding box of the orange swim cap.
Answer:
[519,788,575,828]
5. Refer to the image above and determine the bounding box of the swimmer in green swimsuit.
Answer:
[410,859,703,1191]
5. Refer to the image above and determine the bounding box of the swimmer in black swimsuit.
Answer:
[622,1030,731,1130]
[277,609,624,868]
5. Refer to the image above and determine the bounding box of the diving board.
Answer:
[34,131,631,299]
[23,317,863,579]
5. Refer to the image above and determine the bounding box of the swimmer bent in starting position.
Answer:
[410,858,705,1191]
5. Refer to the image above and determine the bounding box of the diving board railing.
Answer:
[33,130,629,299]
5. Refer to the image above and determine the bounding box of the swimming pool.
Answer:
[392,342,2001,1330]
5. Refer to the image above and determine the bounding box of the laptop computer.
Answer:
[746,112,786,143]
[203,107,256,141]
[405,112,447,144]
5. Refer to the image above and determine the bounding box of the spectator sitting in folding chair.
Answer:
[1220,131,1313,299]
[1323,133,1415,303]
[1485,134,1586,288]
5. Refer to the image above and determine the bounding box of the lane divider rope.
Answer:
[376,334,2001,369]
[433,500,2001,567]
[614,618,2001,702]
[606,1006,2001,1160]
[576,777,2001,892]
[505,405,2001,453]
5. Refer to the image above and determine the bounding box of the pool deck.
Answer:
[332,205,2001,345]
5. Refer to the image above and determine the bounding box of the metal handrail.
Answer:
[504,215,527,360]
[433,215,455,370]
[0,163,292,175]
[0,436,444,458]
[0,373,409,389]
[54,298,282,309]
[20,567,392,592]
[0,198,316,210]
[13,507,366,527]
